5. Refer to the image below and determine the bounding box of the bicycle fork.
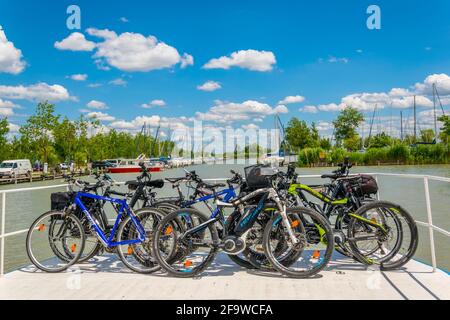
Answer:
[270,189,299,245]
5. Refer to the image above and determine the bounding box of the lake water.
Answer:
[1,163,449,273]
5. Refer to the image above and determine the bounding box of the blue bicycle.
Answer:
[26,177,166,273]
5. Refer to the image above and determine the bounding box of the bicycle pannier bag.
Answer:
[50,192,71,211]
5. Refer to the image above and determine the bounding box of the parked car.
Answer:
[0,160,32,178]
[91,161,116,170]
[58,162,71,170]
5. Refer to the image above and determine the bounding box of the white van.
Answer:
[0,160,32,178]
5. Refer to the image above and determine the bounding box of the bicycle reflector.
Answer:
[71,244,77,253]
[164,225,173,235]
[291,220,300,228]
[184,260,193,267]
[38,224,45,232]
[127,246,133,255]
[312,250,321,259]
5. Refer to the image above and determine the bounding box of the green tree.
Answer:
[369,132,392,148]
[319,137,332,150]
[438,115,450,143]
[19,102,59,164]
[0,117,10,161]
[332,107,364,143]
[343,134,361,151]
[420,129,435,143]
[53,117,77,162]
[285,118,313,150]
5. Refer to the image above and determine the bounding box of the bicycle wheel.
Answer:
[55,211,104,263]
[348,201,418,270]
[154,202,180,214]
[333,210,355,258]
[116,207,167,273]
[224,208,269,270]
[152,208,219,277]
[26,211,85,273]
[263,207,334,278]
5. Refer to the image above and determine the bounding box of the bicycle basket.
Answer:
[244,165,279,189]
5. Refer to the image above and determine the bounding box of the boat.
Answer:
[106,157,164,174]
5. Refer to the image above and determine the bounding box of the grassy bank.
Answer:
[297,144,450,167]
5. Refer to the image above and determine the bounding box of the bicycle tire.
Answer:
[26,211,85,273]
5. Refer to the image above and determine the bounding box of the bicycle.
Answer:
[285,160,419,270]
[26,176,166,273]
[152,165,334,278]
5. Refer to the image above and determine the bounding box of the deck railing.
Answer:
[0,173,449,277]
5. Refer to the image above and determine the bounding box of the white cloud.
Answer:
[0,82,74,102]
[273,105,288,114]
[87,111,115,122]
[278,95,305,105]
[304,73,450,114]
[110,115,189,132]
[242,123,259,130]
[141,99,166,108]
[301,105,318,113]
[328,56,349,64]
[54,32,96,51]
[109,78,127,86]
[67,74,88,81]
[316,121,333,132]
[119,17,129,23]
[415,73,450,95]
[87,100,108,109]
[195,99,286,123]
[86,28,193,72]
[0,98,19,117]
[0,99,18,108]
[180,53,194,69]
[88,83,102,88]
[197,81,221,92]
[0,107,13,116]
[8,122,20,133]
[203,49,276,72]
[0,26,26,74]
[389,88,412,97]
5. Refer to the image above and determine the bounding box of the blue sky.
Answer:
[0,0,449,138]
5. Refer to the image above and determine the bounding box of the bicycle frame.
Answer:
[182,186,237,218]
[288,182,386,233]
[73,192,146,247]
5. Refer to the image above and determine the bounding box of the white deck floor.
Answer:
[0,253,449,300]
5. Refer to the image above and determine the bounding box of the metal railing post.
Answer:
[1,192,6,277]
[375,176,380,200]
[423,177,437,272]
